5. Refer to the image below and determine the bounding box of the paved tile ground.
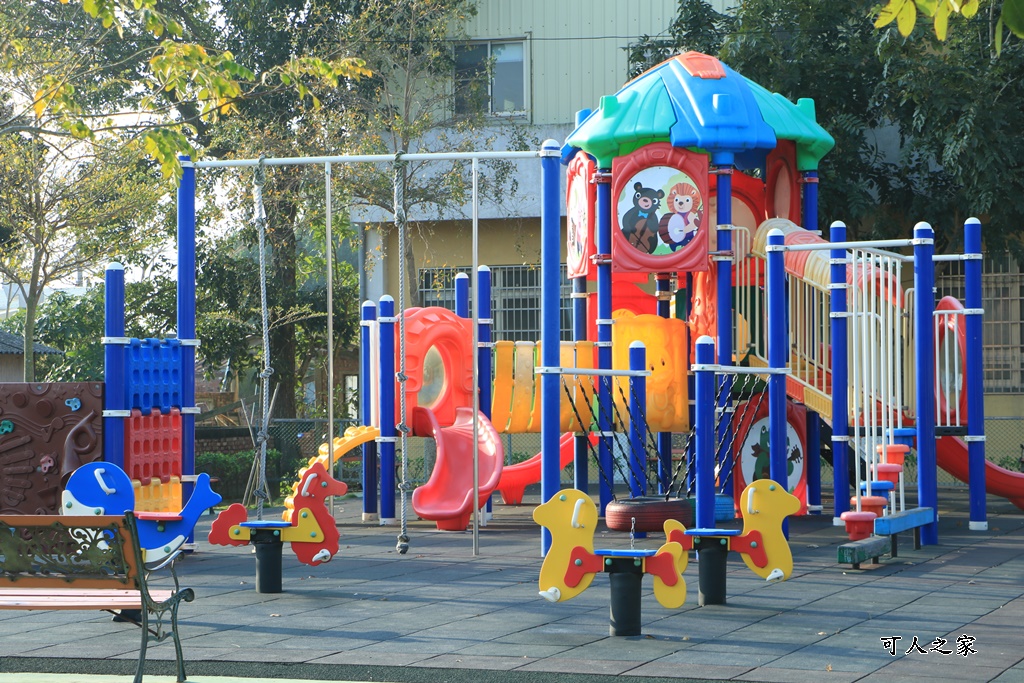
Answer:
[2,487,1024,682]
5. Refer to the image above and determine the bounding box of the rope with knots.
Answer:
[252,156,275,520]
[394,151,411,555]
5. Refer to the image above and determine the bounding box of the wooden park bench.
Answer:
[0,512,194,683]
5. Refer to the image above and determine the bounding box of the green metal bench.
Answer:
[0,512,194,683]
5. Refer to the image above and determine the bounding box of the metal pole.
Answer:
[964,217,987,531]
[326,162,336,516]
[103,263,126,469]
[177,156,197,520]
[830,221,850,524]
[360,301,378,521]
[471,158,481,556]
[539,140,562,556]
[694,336,715,530]
[595,169,614,515]
[913,223,938,545]
[766,228,788,538]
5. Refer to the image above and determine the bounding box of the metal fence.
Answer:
[262,415,1024,503]
[418,264,572,341]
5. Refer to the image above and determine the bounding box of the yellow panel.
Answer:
[507,341,535,433]
[611,313,690,432]
[737,479,800,581]
[563,341,596,432]
[133,476,182,514]
[490,340,515,433]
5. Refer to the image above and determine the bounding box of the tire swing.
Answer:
[605,495,693,532]
[575,377,693,533]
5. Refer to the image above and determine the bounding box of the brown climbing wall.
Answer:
[0,383,104,515]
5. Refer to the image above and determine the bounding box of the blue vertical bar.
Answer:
[805,411,822,513]
[477,266,492,418]
[964,218,987,530]
[572,277,589,493]
[176,156,196,505]
[378,295,397,523]
[655,273,673,494]
[766,228,788,537]
[801,171,819,233]
[628,342,647,499]
[685,273,696,494]
[694,336,715,529]
[714,162,734,494]
[913,223,938,545]
[455,272,469,318]
[829,221,850,523]
[595,168,614,515]
[801,171,820,511]
[478,266,493,516]
[103,264,126,468]
[360,300,378,520]
[540,139,562,555]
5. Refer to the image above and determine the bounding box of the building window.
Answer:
[454,40,526,116]
[418,264,570,342]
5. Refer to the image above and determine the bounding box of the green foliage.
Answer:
[626,0,736,79]
[875,0,1024,47]
[195,448,284,503]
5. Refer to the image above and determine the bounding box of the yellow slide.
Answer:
[283,424,379,521]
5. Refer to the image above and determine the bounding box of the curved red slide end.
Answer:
[496,433,597,505]
[936,436,1024,511]
[410,406,505,530]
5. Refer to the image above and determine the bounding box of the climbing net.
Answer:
[559,365,778,503]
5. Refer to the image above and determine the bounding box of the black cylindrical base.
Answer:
[608,571,643,636]
[697,538,729,606]
[254,541,283,594]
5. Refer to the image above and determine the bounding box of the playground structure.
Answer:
[9,44,1006,608]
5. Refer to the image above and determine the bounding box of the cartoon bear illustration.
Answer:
[620,182,664,254]
[658,182,702,251]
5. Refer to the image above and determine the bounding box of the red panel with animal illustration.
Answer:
[732,396,808,515]
[566,151,596,279]
[611,143,709,274]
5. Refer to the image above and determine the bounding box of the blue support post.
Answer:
[628,342,647,499]
[694,336,716,530]
[596,168,614,515]
[913,223,938,545]
[806,411,822,513]
[103,264,126,469]
[539,139,562,555]
[455,272,469,318]
[360,300,378,521]
[477,266,492,418]
[478,266,493,516]
[378,295,397,524]
[801,171,819,233]
[655,273,673,493]
[713,162,734,494]
[766,228,789,537]
[572,276,590,493]
[829,221,850,524]
[176,156,196,509]
[964,218,987,531]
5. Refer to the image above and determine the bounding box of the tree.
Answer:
[0,0,367,179]
[327,0,532,308]
[626,0,736,79]
[0,132,168,380]
[872,7,1024,252]
[719,0,889,237]
[875,0,1024,50]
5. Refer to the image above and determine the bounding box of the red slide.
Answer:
[410,406,504,531]
[936,435,1024,510]
[496,432,598,505]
